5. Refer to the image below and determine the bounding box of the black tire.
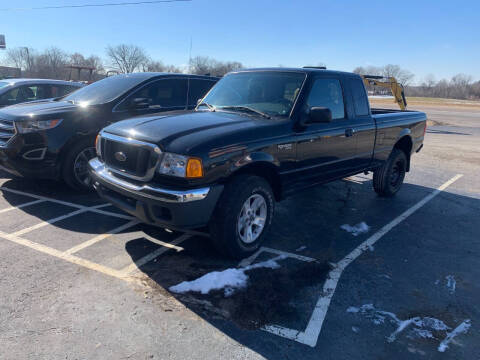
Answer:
[209,175,275,259]
[373,148,407,197]
[62,138,97,191]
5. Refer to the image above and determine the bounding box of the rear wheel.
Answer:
[209,175,275,259]
[373,148,407,197]
[63,139,97,191]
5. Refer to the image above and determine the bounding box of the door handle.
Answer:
[345,128,356,137]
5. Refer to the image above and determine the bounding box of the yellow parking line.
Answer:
[0,230,130,281]
[11,208,88,236]
[64,220,139,255]
[0,199,45,214]
[0,186,133,220]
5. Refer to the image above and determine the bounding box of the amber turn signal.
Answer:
[186,158,203,178]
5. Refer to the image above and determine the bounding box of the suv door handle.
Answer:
[345,128,356,137]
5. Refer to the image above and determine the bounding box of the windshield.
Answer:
[201,71,306,117]
[0,81,9,89]
[63,75,147,105]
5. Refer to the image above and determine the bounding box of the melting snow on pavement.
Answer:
[169,255,286,297]
[445,275,456,294]
[347,304,471,352]
[340,222,370,236]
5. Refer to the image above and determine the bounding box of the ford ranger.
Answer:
[89,68,427,258]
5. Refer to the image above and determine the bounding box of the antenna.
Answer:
[188,36,192,73]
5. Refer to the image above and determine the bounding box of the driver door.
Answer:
[295,76,358,184]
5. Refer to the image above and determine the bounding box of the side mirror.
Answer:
[196,98,202,106]
[129,97,151,110]
[308,107,332,123]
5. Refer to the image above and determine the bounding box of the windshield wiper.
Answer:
[196,102,216,112]
[219,106,271,119]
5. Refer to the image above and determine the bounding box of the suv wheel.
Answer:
[63,139,97,191]
[373,148,407,197]
[209,175,275,259]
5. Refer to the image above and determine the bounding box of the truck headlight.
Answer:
[158,153,203,178]
[16,119,63,134]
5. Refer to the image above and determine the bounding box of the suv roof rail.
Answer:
[303,66,327,70]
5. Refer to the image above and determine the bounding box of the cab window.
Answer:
[119,78,188,110]
[350,78,370,116]
[188,79,216,106]
[0,88,23,106]
[307,78,345,120]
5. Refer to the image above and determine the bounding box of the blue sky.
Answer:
[1,0,479,83]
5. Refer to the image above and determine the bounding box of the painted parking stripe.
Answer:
[0,186,133,220]
[10,203,116,237]
[239,246,317,267]
[121,233,191,276]
[0,199,45,214]
[263,174,464,347]
[0,230,129,281]
[64,219,140,255]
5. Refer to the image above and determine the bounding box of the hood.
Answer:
[0,100,81,120]
[103,111,277,152]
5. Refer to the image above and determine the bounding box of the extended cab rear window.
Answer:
[350,78,370,116]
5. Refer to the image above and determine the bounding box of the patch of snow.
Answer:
[169,255,286,296]
[295,245,307,252]
[445,275,456,294]
[438,320,471,352]
[340,222,370,236]
[351,326,360,333]
[346,303,469,350]
[435,279,440,285]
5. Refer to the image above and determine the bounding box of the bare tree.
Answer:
[106,44,148,73]
[189,56,243,76]
[36,47,68,79]
[4,47,36,75]
[382,64,414,85]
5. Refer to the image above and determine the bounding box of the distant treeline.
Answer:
[0,44,243,81]
[354,65,479,100]
[1,45,479,100]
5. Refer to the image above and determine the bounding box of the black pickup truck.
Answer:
[89,68,427,258]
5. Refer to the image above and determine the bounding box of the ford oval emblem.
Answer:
[114,151,127,162]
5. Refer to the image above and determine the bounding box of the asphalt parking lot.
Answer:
[1,106,479,359]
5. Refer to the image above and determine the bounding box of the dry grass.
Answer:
[369,96,480,110]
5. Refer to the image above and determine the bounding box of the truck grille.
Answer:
[0,118,15,146]
[100,133,161,181]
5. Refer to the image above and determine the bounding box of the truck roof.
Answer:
[1,78,84,86]
[234,67,359,77]
[107,72,220,81]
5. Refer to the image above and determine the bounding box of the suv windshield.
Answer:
[201,71,306,117]
[63,75,147,105]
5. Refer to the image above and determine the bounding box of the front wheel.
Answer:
[373,148,407,197]
[209,175,275,259]
[62,139,97,191]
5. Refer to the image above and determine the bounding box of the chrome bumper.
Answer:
[89,158,210,203]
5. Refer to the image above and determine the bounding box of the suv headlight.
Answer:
[158,153,203,178]
[16,119,63,134]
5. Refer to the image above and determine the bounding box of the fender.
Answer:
[395,128,412,143]
[229,151,280,174]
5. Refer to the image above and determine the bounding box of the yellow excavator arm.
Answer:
[360,75,407,111]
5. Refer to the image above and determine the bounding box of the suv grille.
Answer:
[100,134,161,181]
[0,118,15,146]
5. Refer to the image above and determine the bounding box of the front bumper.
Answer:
[0,145,58,179]
[89,158,224,229]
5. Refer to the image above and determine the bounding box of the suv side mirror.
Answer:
[308,107,332,123]
[129,97,151,110]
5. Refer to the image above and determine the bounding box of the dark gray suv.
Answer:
[0,78,83,108]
